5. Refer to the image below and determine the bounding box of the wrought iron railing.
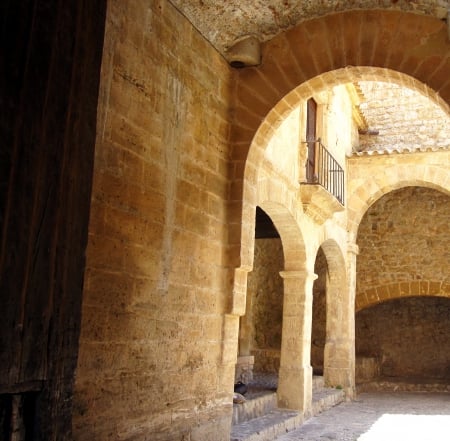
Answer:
[304,139,345,205]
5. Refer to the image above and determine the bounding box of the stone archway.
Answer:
[354,186,450,387]
[347,165,450,244]
[229,9,450,279]
[229,7,450,418]
[313,240,351,391]
[354,186,450,311]
[253,199,311,412]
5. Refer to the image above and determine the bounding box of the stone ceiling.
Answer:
[169,0,449,56]
[169,0,450,156]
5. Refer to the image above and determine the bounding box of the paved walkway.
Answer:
[275,392,450,441]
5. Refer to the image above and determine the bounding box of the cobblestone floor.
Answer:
[275,392,450,441]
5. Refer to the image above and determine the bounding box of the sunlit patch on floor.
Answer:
[358,414,450,440]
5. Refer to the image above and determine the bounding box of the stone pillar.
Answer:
[323,243,358,397]
[277,270,317,414]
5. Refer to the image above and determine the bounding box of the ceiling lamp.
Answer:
[226,35,261,68]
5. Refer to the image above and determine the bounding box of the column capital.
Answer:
[279,270,318,281]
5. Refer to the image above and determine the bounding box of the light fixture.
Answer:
[226,35,261,68]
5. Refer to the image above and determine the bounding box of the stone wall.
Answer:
[356,297,450,380]
[247,239,284,373]
[355,185,450,381]
[311,248,327,374]
[356,186,450,305]
[73,1,233,440]
[358,81,450,152]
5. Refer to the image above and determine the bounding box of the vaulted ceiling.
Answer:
[169,0,449,56]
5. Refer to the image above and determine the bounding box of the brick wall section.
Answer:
[73,1,233,440]
[356,187,450,311]
[356,296,450,379]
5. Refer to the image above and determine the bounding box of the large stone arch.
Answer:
[232,10,450,156]
[231,9,450,273]
[228,8,450,409]
[356,289,450,313]
[237,74,449,273]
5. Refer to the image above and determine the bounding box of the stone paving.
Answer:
[275,392,450,441]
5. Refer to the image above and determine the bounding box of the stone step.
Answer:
[230,409,304,441]
[232,391,277,425]
[312,375,325,390]
[232,376,339,426]
[312,387,345,415]
[231,381,346,441]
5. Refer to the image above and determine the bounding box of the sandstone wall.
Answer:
[355,186,450,380]
[73,1,233,440]
[311,247,328,374]
[356,296,450,379]
[247,239,284,373]
[358,81,450,152]
[356,186,450,302]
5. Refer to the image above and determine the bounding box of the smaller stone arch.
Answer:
[312,239,354,390]
[354,185,450,311]
[356,281,450,312]
[347,169,450,243]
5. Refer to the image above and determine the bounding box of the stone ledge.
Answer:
[299,184,345,224]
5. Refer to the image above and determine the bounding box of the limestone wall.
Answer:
[311,248,328,374]
[356,297,450,380]
[358,81,450,152]
[246,239,284,373]
[73,1,233,440]
[356,186,450,304]
[347,149,450,310]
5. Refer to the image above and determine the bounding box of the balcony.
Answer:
[300,139,345,224]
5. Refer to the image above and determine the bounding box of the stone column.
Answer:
[277,270,317,415]
[323,243,358,397]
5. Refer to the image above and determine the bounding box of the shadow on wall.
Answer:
[355,296,450,382]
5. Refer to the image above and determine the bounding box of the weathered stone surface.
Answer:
[73,1,233,440]
[245,239,284,373]
[356,186,450,306]
[170,0,446,55]
[356,297,450,380]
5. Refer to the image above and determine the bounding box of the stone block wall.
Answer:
[356,297,450,380]
[246,239,284,373]
[356,186,450,305]
[311,248,327,374]
[73,1,233,440]
[358,81,450,152]
[355,185,450,381]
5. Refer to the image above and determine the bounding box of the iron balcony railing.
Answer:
[304,139,345,205]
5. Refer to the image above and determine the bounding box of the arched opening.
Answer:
[229,11,450,433]
[311,247,327,376]
[237,207,283,391]
[355,186,450,389]
[355,186,450,310]
[356,296,450,390]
